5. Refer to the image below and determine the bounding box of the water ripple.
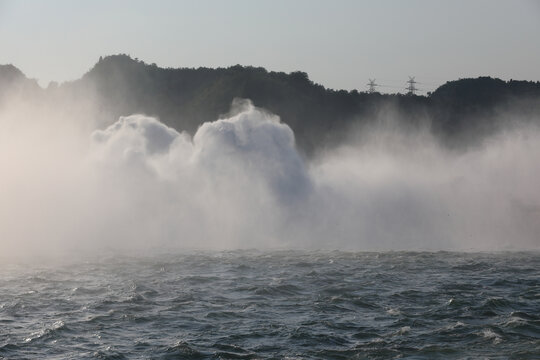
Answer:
[0,251,538,358]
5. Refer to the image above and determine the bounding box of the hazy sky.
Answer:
[0,0,539,92]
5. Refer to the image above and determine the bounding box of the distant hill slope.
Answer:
[0,64,41,100]
[2,55,540,154]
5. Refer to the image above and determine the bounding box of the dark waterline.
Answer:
[1,250,539,359]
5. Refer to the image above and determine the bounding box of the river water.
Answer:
[1,251,538,359]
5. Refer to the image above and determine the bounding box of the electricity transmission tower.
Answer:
[405,76,417,95]
[366,79,378,93]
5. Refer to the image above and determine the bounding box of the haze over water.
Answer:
[1,92,538,358]
[1,1,540,358]
[1,97,539,256]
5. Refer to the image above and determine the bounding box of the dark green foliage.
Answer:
[2,55,540,154]
[429,77,540,146]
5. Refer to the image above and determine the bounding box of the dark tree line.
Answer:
[2,55,540,155]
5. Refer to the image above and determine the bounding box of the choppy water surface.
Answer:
[1,251,538,359]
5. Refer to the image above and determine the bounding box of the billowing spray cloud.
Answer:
[85,100,311,251]
[0,98,539,257]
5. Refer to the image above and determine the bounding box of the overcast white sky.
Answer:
[0,0,539,93]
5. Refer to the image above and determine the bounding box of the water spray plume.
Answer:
[1,96,539,258]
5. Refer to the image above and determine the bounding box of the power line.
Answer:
[362,77,438,95]
[377,84,404,89]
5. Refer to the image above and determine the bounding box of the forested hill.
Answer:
[2,55,540,154]
[0,64,41,98]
